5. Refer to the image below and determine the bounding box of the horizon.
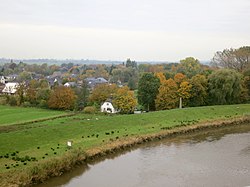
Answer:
[0,57,211,65]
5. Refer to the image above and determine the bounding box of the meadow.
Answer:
[0,104,250,186]
[0,105,67,126]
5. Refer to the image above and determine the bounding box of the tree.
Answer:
[26,79,40,105]
[137,73,160,111]
[174,73,186,85]
[48,86,77,110]
[177,81,192,108]
[128,77,137,90]
[113,86,137,114]
[174,73,190,108]
[188,74,208,106]
[211,46,250,72]
[18,71,32,82]
[36,88,51,108]
[74,82,89,110]
[125,58,137,69]
[89,84,118,105]
[155,72,166,84]
[240,76,249,103]
[155,78,178,110]
[208,69,243,105]
[16,83,26,106]
[94,64,109,79]
[178,57,201,78]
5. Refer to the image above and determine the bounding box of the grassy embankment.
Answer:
[0,104,250,186]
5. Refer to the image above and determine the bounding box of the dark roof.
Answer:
[85,77,108,87]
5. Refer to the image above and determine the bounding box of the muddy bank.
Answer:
[1,116,250,187]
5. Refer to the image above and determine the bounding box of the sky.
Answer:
[0,0,250,62]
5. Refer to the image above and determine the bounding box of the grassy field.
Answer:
[0,104,250,186]
[0,105,67,126]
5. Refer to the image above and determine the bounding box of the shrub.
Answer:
[6,95,18,106]
[22,101,32,107]
[38,99,48,108]
[83,106,97,114]
[0,96,7,105]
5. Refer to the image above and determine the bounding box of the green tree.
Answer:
[178,57,201,78]
[188,74,208,106]
[208,69,243,105]
[125,58,137,69]
[74,82,89,110]
[242,76,250,102]
[18,71,32,82]
[16,83,26,106]
[26,79,40,105]
[137,73,160,111]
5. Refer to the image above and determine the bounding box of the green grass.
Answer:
[0,105,67,126]
[0,104,250,176]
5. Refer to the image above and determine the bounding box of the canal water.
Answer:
[36,124,250,187]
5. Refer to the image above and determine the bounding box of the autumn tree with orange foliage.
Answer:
[155,78,178,110]
[89,84,118,105]
[48,86,77,110]
[155,72,166,84]
[174,73,186,85]
[177,81,192,107]
[113,86,137,114]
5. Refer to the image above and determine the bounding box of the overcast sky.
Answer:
[0,0,250,61]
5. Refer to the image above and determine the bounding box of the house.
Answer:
[64,82,77,87]
[0,76,7,84]
[2,82,19,94]
[6,74,18,82]
[46,77,62,88]
[101,101,117,113]
[85,77,108,88]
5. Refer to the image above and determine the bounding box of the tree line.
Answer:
[1,46,249,112]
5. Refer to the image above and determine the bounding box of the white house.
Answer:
[64,82,77,87]
[101,101,117,113]
[0,76,7,84]
[2,82,19,94]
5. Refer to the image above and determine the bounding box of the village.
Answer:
[0,51,250,114]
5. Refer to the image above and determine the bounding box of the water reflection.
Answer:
[35,124,250,187]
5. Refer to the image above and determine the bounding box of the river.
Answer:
[36,124,250,187]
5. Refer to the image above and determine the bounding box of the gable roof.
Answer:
[85,77,108,88]
[2,82,19,94]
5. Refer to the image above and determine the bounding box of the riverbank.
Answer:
[0,104,250,186]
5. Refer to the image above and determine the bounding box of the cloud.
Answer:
[0,0,249,60]
[0,23,249,61]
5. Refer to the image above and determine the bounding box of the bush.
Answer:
[22,101,32,107]
[38,100,48,108]
[6,95,18,106]
[0,96,7,105]
[83,106,97,114]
